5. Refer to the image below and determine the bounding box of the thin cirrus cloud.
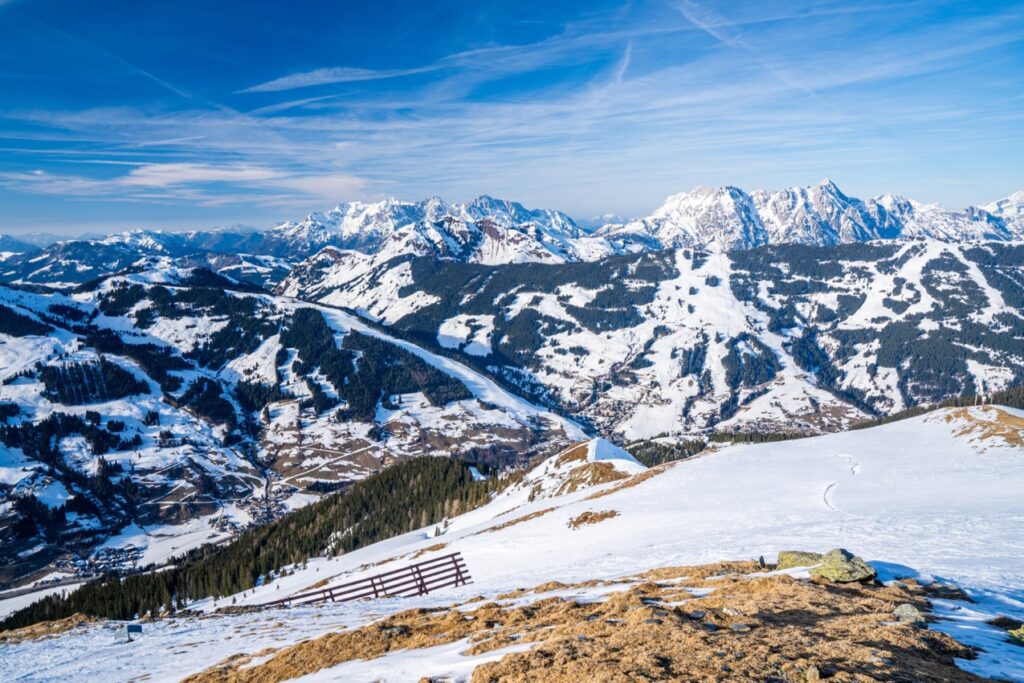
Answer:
[0,163,371,209]
[239,65,441,93]
[236,22,650,97]
[121,163,282,187]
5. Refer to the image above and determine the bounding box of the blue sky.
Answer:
[0,0,1022,235]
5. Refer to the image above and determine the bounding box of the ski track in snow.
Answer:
[311,301,587,440]
[822,452,860,513]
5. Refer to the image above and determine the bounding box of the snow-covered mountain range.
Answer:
[2,181,1022,288]
[2,183,1023,680]
[263,195,612,263]
[250,181,1024,258]
[598,180,1024,250]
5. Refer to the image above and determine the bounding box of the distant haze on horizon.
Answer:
[0,0,1022,235]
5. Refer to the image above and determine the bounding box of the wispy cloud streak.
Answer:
[240,65,443,93]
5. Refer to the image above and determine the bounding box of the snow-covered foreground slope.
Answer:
[234,406,1024,601]
[5,407,1022,681]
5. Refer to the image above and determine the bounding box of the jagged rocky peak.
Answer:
[752,179,879,244]
[983,189,1024,229]
[592,185,761,252]
[654,185,765,250]
[260,194,590,263]
[460,194,582,234]
[278,195,580,238]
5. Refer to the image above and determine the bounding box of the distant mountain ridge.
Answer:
[1,181,1022,287]
[262,195,614,263]
[261,181,1024,258]
[597,180,1024,250]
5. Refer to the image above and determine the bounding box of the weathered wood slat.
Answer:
[259,551,472,608]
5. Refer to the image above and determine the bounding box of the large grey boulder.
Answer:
[809,548,876,583]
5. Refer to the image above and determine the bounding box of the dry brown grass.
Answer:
[493,579,609,601]
[635,560,764,582]
[412,542,448,559]
[185,562,982,683]
[584,461,675,501]
[943,406,1024,448]
[470,507,557,536]
[471,571,981,683]
[493,503,523,519]
[299,576,335,592]
[530,580,573,593]
[0,613,92,644]
[554,442,589,466]
[567,509,618,529]
[554,462,629,496]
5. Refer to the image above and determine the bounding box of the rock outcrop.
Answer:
[776,551,824,570]
[809,548,877,583]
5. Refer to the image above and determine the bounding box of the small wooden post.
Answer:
[412,565,428,595]
[453,555,465,587]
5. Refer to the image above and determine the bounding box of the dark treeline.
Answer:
[9,457,134,545]
[178,377,237,430]
[234,380,289,414]
[280,308,471,420]
[341,330,472,418]
[86,329,189,393]
[391,251,677,368]
[0,304,53,337]
[0,411,139,464]
[40,358,149,405]
[180,268,264,293]
[722,333,780,390]
[708,430,814,444]
[626,438,706,466]
[0,401,20,422]
[0,410,141,538]
[728,242,1024,410]
[1,457,502,631]
[97,277,277,371]
[850,384,1024,431]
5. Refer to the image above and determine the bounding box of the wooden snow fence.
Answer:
[259,552,472,608]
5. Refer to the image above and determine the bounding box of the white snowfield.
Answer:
[3,406,1023,682]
